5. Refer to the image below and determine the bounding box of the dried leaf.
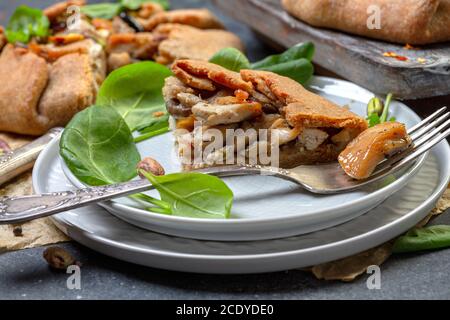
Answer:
[311,242,393,282]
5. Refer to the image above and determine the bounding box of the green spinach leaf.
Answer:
[60,105,141,186]
[141,171,233,219]
[257,58,314,85]
[209,47,251,72]
[6,5,50,44]
[81,3,123,19]
[393,225,450,253]
[121,0,170,10]
[96,62,172,132]
[251,42,315,69]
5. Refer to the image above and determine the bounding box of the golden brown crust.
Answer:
[38,53,96,130]
[172,60,253,92]
[285,103,368,131]
[140,9,224,31]
[241,69,367,131]
[241,69,309,104]
[0,45,50,135]
[282,0,450,45]
[0,46,96,135]
[154,24,244,65]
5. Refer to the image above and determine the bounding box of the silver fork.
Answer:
[0,107,449,224]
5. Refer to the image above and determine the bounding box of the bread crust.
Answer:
[282,0,450,45]
[0,46,96,135]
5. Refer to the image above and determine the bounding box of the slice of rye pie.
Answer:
[163,60,368,170]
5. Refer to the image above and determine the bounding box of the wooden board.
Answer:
[213,0,450,100]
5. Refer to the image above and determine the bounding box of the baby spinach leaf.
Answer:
[393,225,450,253]
[141,171,233,219]
[257,58,314,85]
[60,105,141,186]
[6,5,50,44]
[209,47,251,72]
[251,42,315,69]
[96,62,172,132]
[81,3,123,19]
[367,113,381,128]
[121,0,170,10]
[136,113,169,133]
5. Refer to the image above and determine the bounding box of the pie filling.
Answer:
[164,76,361,169]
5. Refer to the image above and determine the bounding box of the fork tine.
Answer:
[410,111,450,141]
[414,118,450,148]
[408,107,447,135]
[374,127,450,179]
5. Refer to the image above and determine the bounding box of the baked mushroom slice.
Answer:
[0,45,97,136]
[138,9,224,31]
[164,60,367,169]
[338,122,412,180]
[153,24,244,65]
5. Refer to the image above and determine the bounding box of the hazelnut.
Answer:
[43,247,77,270]
[137,157,165,178]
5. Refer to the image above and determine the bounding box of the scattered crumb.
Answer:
[12,225,23,237]
[417,57,427,64]
[153,111,165,117]
[383,51,408,61]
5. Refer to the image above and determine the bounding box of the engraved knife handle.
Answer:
[0,179,153,224]
[0,127,64,186]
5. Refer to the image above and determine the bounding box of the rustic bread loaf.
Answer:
[282,0,450,44]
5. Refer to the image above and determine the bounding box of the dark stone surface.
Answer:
[0,0,450,300]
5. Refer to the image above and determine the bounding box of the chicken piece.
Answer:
[192,101,262,126]
[298,128,329,151]
[107,52,132,72]
[338,122,412,180]
[107,33,158,60]
[139,9,224,31]
[177,93,203,108]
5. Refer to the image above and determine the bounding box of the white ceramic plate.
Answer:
[60,76,427,241]
[33,138,450,274]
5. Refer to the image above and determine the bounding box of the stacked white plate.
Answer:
[32,76,450,274]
